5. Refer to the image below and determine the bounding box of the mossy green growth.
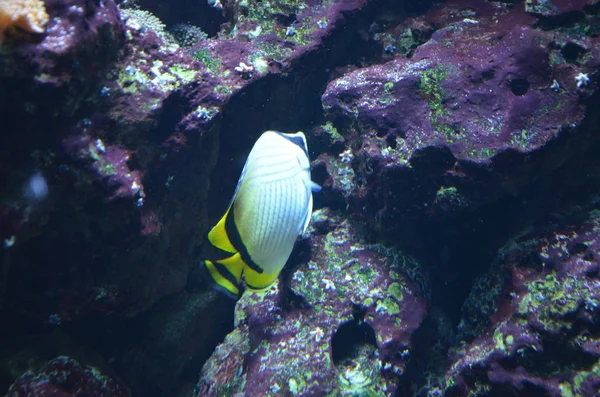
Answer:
[468,147,498,159]
[169,64,198,83]
[355,264,376,285]
[274,16,315,46]
[518,271,591,333]
[322,121,344,143]
[492,327,514,353]
[244,0,307,32]
[117,59,184,94]
[387,282,404,300]
[434,186,469,209]
[418,65,459,141]
[436,186,458,201]
[256,41,293,62]
[379,81,395,105]
[374,28,420,57]
[419,65,448,114]
[191,48,220,72]
[559,382,576,397]
[249,54,269,74]
[574,360,600,388]
[214,85,233,95]
[510,129,533,150]
[376,298,400,315]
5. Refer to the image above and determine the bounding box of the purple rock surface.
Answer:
[6,356,130,397]
[197,209,426,396]
[447,201,600,397]
[1,0,600,396]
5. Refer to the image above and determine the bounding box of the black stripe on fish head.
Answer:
[274,131,309,158]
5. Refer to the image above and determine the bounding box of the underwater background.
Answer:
[1,0,600,396]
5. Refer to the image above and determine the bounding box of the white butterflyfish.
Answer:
[202,130,321,298]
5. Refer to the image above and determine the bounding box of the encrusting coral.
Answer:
[0,0,49,42]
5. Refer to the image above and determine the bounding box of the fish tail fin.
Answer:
[243,266,280,291]
[202,253,246,299]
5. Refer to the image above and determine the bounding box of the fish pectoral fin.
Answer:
[202,253,246,298]
[310,181,322,192]
[243,265,280,290]
[207,207,236,253]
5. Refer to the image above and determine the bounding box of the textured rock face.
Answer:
[1,0,396,394]
[2,0,600,396]
[6,356,130,397]
[197,209,427,396]
[0,0,383,328]
[448,203,600,397]
[320,6,598,224]
[324,22,585,159]
[0,0,217,324]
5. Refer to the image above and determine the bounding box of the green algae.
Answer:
[435,186,458,203]
[376,298,400,315]
[322,121,344,143]
[419,65,447,117]
[510,128,533,150]
[556,359,600,397]
[418,64,460,142]
[191,48,220,72]
[492,327,514,354]
[117,59,192,95]
[468,147,498,159]
[387,282,403,301]
[214,85,234,95]
[169,64,198,83]
[379,81,395,105]
[518,271,592,333]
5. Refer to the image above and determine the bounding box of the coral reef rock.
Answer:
[448,201,600,397]
[197,209,427,396]
[6,356,130,397]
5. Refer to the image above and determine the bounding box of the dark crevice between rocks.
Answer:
[534,9,591,31]
[396,308,455,397]
[355,86,600,394]
[331,309,378,365]
[278,238,312,311]
[561,41,588,64]
[331,308,383,394]
[205,1,402,219]
[62,290,235,397]
[378,87,600,325]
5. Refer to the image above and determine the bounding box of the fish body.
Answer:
[203,130,319,298]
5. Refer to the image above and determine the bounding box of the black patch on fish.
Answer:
[212,259,241,287]
[276,132,308,157]
[225,202,264,274]
[201,260,240,300]
[246,280,272,290]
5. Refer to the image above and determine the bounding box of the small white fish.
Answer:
[202,130,320,298]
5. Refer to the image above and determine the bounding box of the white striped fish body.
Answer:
[234,131,313,275]
[202,130,318,297]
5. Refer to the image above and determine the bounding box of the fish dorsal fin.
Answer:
[207,207,237,253]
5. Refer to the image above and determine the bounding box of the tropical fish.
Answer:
[202,130,320,298]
